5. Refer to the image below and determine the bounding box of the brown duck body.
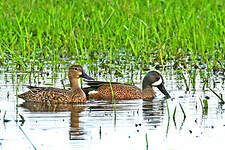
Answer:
[88,84,155,100]
[84,71,170,100]
[19,86,86,103]
[18,65,94,104]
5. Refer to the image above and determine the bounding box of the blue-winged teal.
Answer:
[83,71,171,100]
[18,65,94,103]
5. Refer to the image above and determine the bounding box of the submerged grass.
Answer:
[209,87,225,105]
[199,98,209,115]
[145,133,149,150]
[179,103,186,119]
[172,106,177,127]
[179,69,189,91]
[18,125,37,150]
[0,0,224,72]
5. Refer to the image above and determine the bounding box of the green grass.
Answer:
[209,87,225,105]
[145,133,148,150]
[0,0,224,72]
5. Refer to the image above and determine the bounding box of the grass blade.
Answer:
[179,103,186,119]
[209,87,224,104]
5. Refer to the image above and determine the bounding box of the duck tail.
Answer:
[18,92,27,99]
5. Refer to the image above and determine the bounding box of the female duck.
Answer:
[19,65,94,103]
[83,71,170,100]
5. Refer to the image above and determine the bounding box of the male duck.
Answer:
[18,65,94,103]
[83,71,171,100]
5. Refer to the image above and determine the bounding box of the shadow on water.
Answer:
[20,102,86,140]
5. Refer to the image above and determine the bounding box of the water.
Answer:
[0,66,225,150]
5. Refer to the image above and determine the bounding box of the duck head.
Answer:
[68,65,94,89]
[142,71,171,99]
[68,65,94,80]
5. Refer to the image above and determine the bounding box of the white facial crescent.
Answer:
[152,77,162,86]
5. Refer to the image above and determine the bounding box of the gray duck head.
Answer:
[142,71,171,99]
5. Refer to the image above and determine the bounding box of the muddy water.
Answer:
[0,67,225,150]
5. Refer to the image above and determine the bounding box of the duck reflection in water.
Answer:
[142,100,165,128]
[21,102,86,140]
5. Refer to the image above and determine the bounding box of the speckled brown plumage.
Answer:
[18,65,94,104]
[89,84,141,100]
[19,86,86,103]
[84,71,170,100]
[88,84,155,100]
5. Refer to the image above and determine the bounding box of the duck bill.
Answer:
[81,71,94,80]
[157,84,171,99]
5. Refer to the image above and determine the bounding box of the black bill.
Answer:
[157,84,171,99]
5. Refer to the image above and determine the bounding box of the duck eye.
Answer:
[74,67,78,71]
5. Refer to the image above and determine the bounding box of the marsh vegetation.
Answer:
[0,0,225,150]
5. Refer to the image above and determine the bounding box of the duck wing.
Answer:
[18,86,68,102]
[26,85,66,93]
[82,80,137,96]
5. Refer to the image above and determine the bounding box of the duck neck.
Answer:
[70,78,80,90]
[141,87,155,100]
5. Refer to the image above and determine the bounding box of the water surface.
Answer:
[0,66,225,150]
